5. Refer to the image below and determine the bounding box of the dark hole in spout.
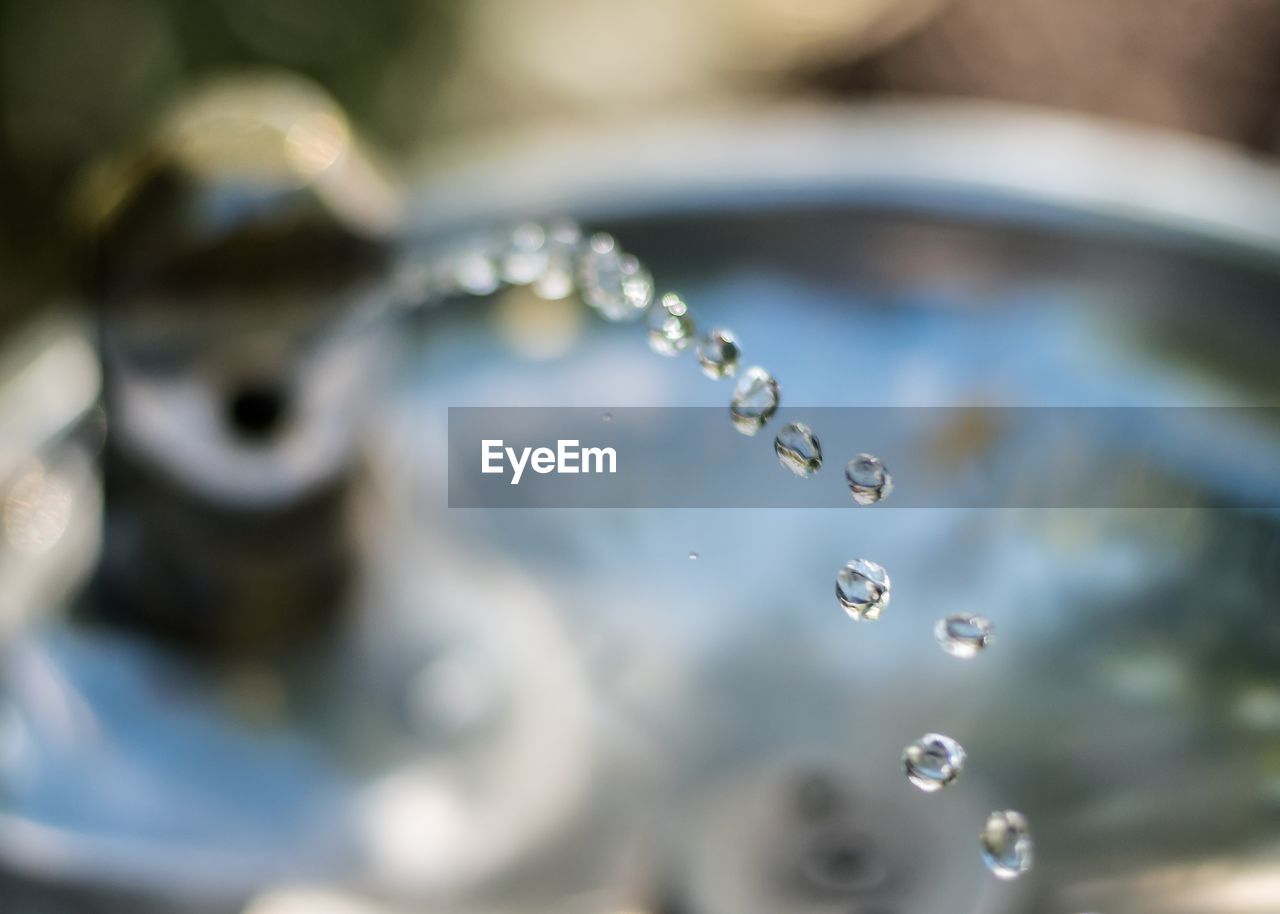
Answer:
[226,382,288,442]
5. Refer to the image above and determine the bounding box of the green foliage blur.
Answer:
[0,0,460,324]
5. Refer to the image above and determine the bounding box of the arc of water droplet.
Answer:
[436,224,1029,883]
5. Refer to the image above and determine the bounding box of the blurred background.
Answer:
[1,2,1280,914]
[4,0,1280,326]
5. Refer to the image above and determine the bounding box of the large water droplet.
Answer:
[647,293,696,356]
[730,366,779,435]
[935,614,995,658]
[499,223,549,285]
[845,454,893,505]
[775,422,822,477]
[981,811,1034,880]
[903,733,966,792]
[533,220,581,300]
[578,233,653,321]
[835,559,890,620]
[697,328,740,379]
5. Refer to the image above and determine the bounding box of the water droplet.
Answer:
[775,422,823,477]
[903,733,966,792]
[688,551,699,560]
[578,233,653,321]
[730,366,779,435]
[454,241,500,296]
[647,293,696,356]
[935,614,995,658]
[499,223,548,285]
[533,219,582,300]
[845,454,893,505]
[981,810,1034,880]
[835,558,890,621]
[697,328,740,379]
[602,411,612,422]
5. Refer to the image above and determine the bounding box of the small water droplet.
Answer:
[454,243,500,296]
[903,733,966,792]
[836,558,890,621]
[602,411,612,422]
[697,328,740,379]
[578,233,653,321]
[688,551,699,560]
[730,366,779,435]
[532,220,581,300]
[775,422,822,477]
[845,454,893,505]
[647,293,696,356]
[935,614,994,658]
[981,810,1034,880]
[498,222,549,285]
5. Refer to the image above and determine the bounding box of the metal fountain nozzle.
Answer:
[83,71,402,653]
